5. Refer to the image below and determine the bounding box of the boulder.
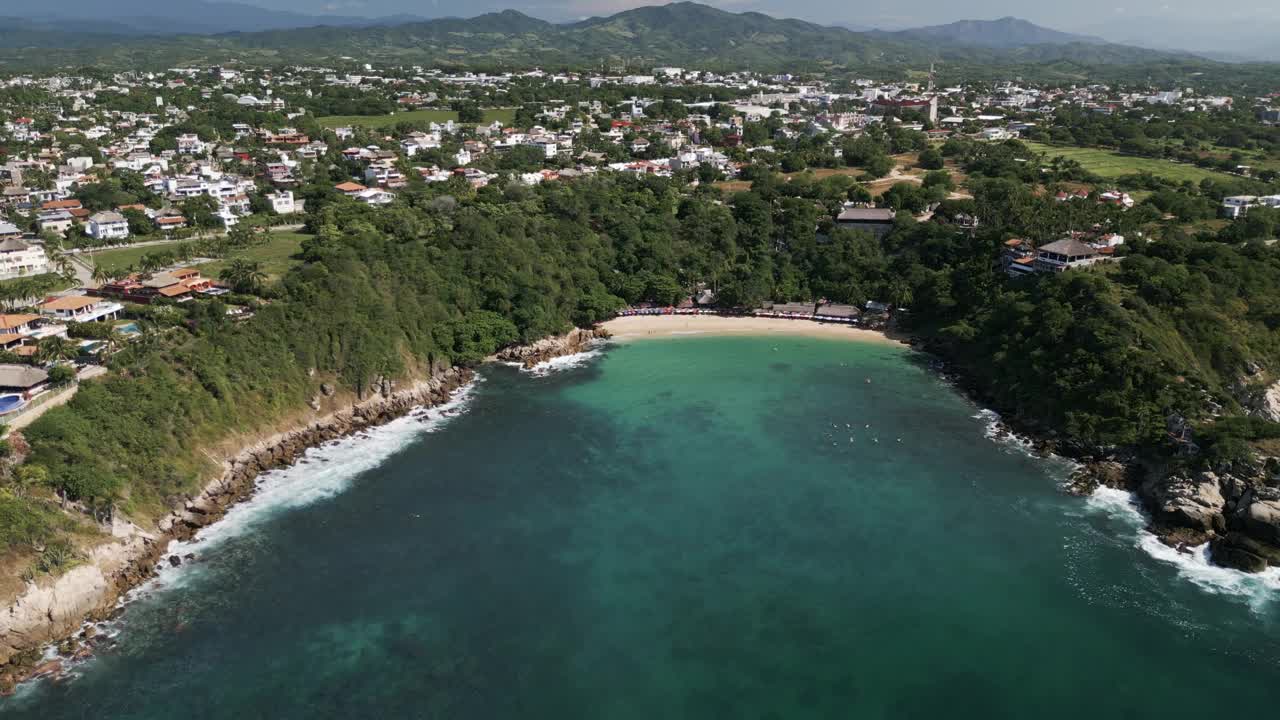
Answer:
[1210,539,1268,573]
[1140,472,1226,533]
[1209,532,1280,572]
[1242,498,1280,545]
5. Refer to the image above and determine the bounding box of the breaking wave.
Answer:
[1087,486,1280,611]
[40,381,479,680]
[518,344,607,377]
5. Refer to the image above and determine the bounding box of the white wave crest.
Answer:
[1087,486,1280,610]
[136,380,477,593]
[32,382,479,684]
[520,345,606,377]
[972,408,1038,457]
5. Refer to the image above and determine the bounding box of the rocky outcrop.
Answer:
[1139,471,1226,539]
[1136,467,1280,573]
[493,327,608,369]
[0,366,473,675]
[1241,495,1280,546]
[1210,532,1280,573]
[1064,460,1134,496]
[1249,379,1280,422]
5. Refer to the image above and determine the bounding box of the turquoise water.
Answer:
[7,336,1280,718]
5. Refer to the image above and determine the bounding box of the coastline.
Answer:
[0,365,476,688]
[0,328,602,690]
[600,315,904,345]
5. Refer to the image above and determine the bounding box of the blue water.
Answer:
[6,337,1280,718]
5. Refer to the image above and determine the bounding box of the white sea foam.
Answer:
[24,382,482,684]
[972,408,1039,457]
[1086,486,1280,610]
[123,381,477,601]
[520,344,606,377]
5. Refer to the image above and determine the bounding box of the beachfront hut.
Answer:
[815,303,860,323]
[759,302,815,318]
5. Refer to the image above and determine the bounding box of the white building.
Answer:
[0,238,50,280]
[38,295,123,323]
[356,188,395,206]
[267,191,300,215]
[87,211,130,241]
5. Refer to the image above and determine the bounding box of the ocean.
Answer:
[7,335,1280,718]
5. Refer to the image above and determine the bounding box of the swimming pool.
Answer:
[115,322,140,335]
[0,394,26,415]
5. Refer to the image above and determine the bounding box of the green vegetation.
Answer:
[318,108,516,130]
[1023,142,1238,184]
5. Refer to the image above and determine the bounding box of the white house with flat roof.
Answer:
[38,295,123,323]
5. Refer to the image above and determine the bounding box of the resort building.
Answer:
[1033,238,1102,273]
[92,268,213,304]
[836,207,896,238]
[0,238,51,279]
[37,294,124,323]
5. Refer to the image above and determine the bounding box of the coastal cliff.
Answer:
[0,365,473,685]
[924,338,1280,575]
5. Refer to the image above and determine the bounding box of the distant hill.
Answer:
[0,2,1215,75]
[0,0,421,35]
[885,17,1107,48]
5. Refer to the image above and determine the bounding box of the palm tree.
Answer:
[137,254,161,278]
[91,263,110,286]
[219,259,267,294]
[36,336,79,365]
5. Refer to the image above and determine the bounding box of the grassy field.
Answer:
[200,232,308,281]
[317,108,516,130]
[82,244,163,273]
[1023,142,1238,184]
[88,233,309,280]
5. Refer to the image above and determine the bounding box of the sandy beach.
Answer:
[600,315,904,345]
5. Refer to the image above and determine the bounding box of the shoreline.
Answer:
[0,328,600,690]
[600,315,904,345]
[0,366,476,689]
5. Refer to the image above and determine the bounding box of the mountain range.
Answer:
[877,17,1106,48]
[0,2,1229,75]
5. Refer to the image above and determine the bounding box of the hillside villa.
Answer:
[38,294,124,323]
[92,268,214,304]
